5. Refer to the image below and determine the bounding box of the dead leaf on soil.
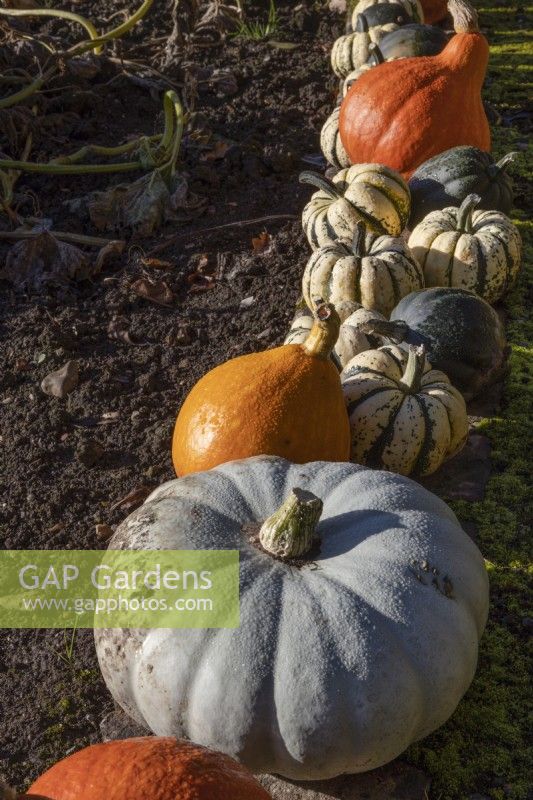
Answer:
[107,316,142,346]
[187,272,216,292]
[131,277,174,306]
[140,256,175,271]
[110,485,152,513]
[200,139,232,161]
[0,231,95,290]
[95,239,125,273]
[251,231,272,253]
[88,171,190,237]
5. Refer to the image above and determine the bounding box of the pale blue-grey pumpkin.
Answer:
[96,455,488,781]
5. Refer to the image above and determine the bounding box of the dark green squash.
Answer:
[361,287,507,400]
[367,23,449,64]
[408,146,516,227]
[355,2,413,30]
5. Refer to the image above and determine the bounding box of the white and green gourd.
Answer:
[341,44,384,97]
[320,106,351,169]
[342,344,468,476]
[350,0,424,29]
[408,194,522,305]
[302,221,424,318]
[96,454,488,780]
[332,3,411,78]
[284,301,388,369]
[300,164,410,249]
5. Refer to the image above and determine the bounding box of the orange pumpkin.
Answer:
[26,738,272,800]
[420,0,448,23]
[339,0,490,178]
[172,303,350,476]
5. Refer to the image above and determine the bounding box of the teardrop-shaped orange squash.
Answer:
[26,738,272,800]
[172,304,350,476]
[339,0,490,178]
[420,0,448,23]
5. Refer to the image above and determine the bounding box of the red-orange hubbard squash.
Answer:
[339,0,490,178]
[25,737,272,800]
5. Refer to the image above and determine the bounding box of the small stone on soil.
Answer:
[40,360,79,399]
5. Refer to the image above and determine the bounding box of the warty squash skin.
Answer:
[339,0,491,178]
[342,344,468,475]
[408,194,522,304]
[172,304,350,475]
[26,738,272,800]
[302,222,424,318]
[96,455,489,780]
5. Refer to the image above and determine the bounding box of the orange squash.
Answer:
[26,738,272,800]
[420,0,448,23]
[339,0,490,178]
[172,303,350,476]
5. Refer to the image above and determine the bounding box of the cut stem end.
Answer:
[259,489,323,559]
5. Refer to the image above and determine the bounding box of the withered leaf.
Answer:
[131,277,174,306]
[107,316,141,346]
[187,272,215,293]
[110,485,152,512]
[95,239,125,273]
[0,231,94,291]
[251,231,272,253]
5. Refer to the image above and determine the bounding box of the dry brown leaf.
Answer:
[131,277,174,306]
[200,139,232,161]
[107,316,142,346]
[187,272,216,293]
[95,239,125,273]
[0,231,94,291]
[110,485,152,512]
[252,231,272,253]
[140,256,175,271]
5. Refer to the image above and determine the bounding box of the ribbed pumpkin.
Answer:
[172,303,350,475]
[361,287,507,399]
[339,0,490,178]
[351,0,423,27]
[301,166,410,249]
[408,194,522,304]
[26,738,272,800]
[420,0,448,23]
[284,303,387,369]
[409,146,516,226]
[332,4,412,78]
[303,222,423,318]
[342,344,468,475]
[320,106,350,169]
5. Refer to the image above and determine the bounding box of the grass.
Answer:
[404,3,532,796]
[232,0,280,40]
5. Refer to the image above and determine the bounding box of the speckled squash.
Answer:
[332,3,412,78]
[351,0,424,28]
[408,194,522,304]
[96,455,489,780]
[320,106,351,169]
[339,0,491,178]
[301,165,410,249]
[409,146,516,226]
[342,344,468,475]
[302,222,424,318]
[367,287,507,399]
[172,304,350,476]
[284,303,388,369]
[26,738,272,800]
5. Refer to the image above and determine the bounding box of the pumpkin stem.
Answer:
[303,301,341,359]
[490,151,518,177]
[259,488,323,559]
[398,345,426,394]
[448,0,479,33]
[354,13,369,33]
[457,193,481,233]
[299,170,341,200]
[368,42,385,65]
[351,221,367,258]
[358,318,410,344]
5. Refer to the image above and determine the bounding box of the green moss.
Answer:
[405,5,532,794]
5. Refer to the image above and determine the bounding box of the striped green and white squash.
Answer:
[332,4,407,78]
[284,303,388,369]
[408,194,522,305]
[342,344,468,476]
[300,165,410,249]
[320,106,351,170]
[351,0,424,29]
[303,222,424,318]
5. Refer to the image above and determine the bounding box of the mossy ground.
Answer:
[405,3,532,797]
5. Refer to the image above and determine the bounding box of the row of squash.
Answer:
[9,0,514,797]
